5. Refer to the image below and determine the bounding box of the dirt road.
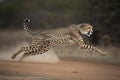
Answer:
[0,60,120,80]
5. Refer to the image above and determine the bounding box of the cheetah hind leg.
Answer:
[11,47,24,59]
[19,44,51,61]
[17,40,51,61]
[19,53,31,62]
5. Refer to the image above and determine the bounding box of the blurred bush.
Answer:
[0,0,120,46]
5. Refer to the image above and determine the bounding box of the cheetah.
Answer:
[11,18,107,61]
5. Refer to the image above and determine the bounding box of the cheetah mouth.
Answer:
[87,31,92,37]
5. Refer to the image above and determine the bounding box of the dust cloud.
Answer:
[23,50,60,63]
[0,42,59,63]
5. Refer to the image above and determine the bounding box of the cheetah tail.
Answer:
[23,18,34,38]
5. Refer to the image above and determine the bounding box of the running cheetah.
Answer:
[11,18,107,61]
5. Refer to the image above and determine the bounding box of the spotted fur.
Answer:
[11,18,106,61]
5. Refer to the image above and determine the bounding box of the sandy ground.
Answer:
[0,30,120,80]
[0,60,120,80]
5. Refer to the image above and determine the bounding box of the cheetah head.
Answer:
[76,23,93,37]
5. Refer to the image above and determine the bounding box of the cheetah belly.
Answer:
[51,38,75,46]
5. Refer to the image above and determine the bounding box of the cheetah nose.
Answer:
[87,31,91,36]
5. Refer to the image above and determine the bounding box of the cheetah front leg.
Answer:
[78,40,107,55]
[71,37,107,55]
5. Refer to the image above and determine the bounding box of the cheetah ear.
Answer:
[72,24,75,26]
[82,23,90,25]
[76,24,82,29]
[69,24,75,27]
[86,23,90,24]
